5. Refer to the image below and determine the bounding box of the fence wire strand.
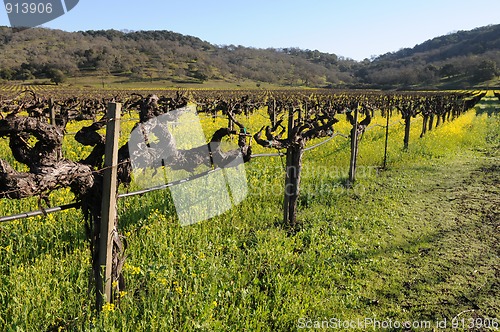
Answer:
[0,109,441,223]
[0,129,346,222]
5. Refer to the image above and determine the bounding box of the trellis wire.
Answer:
[0,110,423,223]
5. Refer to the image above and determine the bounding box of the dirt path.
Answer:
[391,106,499,326]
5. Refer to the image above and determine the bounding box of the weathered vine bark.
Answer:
[0,117,94,200]
[283,145,303,228]
[383,109,390,169]
[403,116,411,150]
[0,93,253,310]
[435,113,441,127]
[395,97,420,151]
[348,109,359,185]
[346,107,371,185]
[429,113,434,131]
[254,103,338,229]
[420,115,428,138]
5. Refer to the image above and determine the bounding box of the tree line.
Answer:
[0,25,499,89]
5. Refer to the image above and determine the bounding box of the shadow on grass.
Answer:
[475,97,500,116]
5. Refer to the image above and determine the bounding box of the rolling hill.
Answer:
[0,24,499,89]
[362,24,500,89]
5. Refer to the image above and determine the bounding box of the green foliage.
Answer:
[49,69,66,85]
[471,59,498,83]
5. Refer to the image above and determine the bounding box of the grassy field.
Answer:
[0,91,499,331]
[1,76,285,90]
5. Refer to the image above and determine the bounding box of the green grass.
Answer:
[10,75,286,90]
[0,95,499,331]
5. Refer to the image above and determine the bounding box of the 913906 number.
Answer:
[452,317,499,329]
[5,2,53,14]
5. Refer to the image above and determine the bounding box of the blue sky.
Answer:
[1,0,500,60]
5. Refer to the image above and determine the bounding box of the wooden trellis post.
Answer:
[403,116,411,150]
[49,98,56,126]
[48,98,61,160]
[348,107,359,185]
[227,112,234,131]
[283,107,304,228]
[272,99,277,127]
[383,109,390,169]
[96,102,121,310]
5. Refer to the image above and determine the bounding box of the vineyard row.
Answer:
[0,89,491,311]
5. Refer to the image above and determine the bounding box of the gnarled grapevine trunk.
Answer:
[0,93,253,310]
[255,102,338,229]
